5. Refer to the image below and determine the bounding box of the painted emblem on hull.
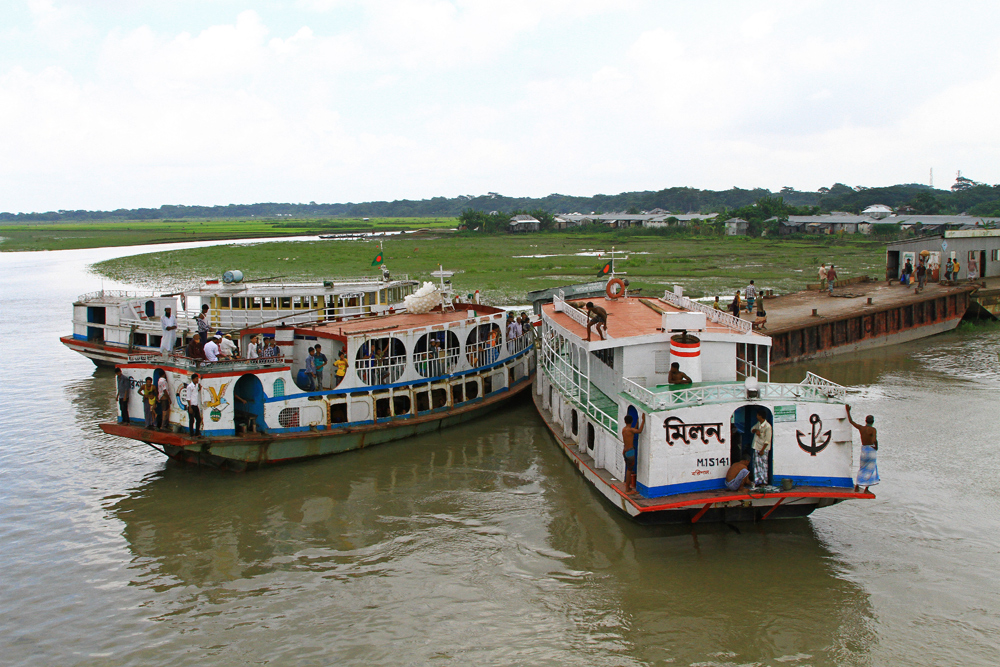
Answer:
[796,414,831,456]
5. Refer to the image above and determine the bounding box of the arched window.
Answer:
[273,378,285,397]
[356,337,407,385]
[414,331,460,378]
[145,300,156,317]
[466,323,502,367]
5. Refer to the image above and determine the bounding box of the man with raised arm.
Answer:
[621,413,645,494]
[846,405,879,493]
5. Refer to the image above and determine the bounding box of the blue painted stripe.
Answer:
[773,475,854,488]
[639,478,727,497]
[265,345,533,403]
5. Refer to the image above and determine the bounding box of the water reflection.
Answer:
[107,402,876,665]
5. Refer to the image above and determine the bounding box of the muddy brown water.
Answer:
[1,242,999,666]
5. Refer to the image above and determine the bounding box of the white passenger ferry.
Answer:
[99,283,536,470]
[61,271,419,367]
[534,273,874,523]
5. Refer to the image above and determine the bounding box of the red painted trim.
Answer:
[123,363,289,377]
[670,349,701,357]
[690,503,712,523]
[761,497,785,519]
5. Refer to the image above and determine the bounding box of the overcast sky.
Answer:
[2,1,998,212]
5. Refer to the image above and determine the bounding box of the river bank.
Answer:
[90,233,886,304]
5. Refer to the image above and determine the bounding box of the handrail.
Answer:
[76,289,155,302]
[553,291,613,339]
[800,372,847,399]
[125,353,286,369]
[622,375,845,410]
[660,290,752,333]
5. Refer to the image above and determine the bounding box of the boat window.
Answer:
[330,403,348,424]
[253,297,262,308]
[414,331,460,378]
[272,378,285,397]
[431,388,447,409]
[263,297,274,308]
[292,296,302,308]
[356,337,407,385]
[280,297,292,309]
[571,409,578,435]
[483,375,493,395]
[416,391,430,412]
[278,407,300,428]
[465,380,479,400]
[451,384,464,404]
[375,397,391,419]
[144,300,155,317]
[132,332,148,347]
[393,395,411,416]
[587,423,595,450]
[220,297,230,308]
[466,323,502,367]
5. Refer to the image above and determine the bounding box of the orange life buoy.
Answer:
[606,278,625,300]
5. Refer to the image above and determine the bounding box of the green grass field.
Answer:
[0,217,458,251]
[92,231,887,305]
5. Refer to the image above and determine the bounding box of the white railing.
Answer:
[356,354,407,385]
[541,333,620,434]
[76,289,152,302]
[126,353,286,370]
[660,290,752,333]
[553,291,613,339]
[621,375,844,410]
[800,372,847,399]
[413,348,460,377]
[466,339,503,367]
[506,331,533,356]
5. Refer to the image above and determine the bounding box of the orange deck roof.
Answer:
[542,297,752,341]
[308,304,505,337]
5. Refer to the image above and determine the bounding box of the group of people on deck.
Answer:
[303,346,348,391]
[711,280,767,329]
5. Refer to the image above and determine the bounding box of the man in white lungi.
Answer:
[160,307,178,356]
[750,411,772,487]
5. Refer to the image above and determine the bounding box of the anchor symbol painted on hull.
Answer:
[796,414,831,456]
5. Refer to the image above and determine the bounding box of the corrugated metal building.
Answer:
[886,229,1000,280]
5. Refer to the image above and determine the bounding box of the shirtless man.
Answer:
[585,302,608,341]
[621,413,645,493]
[725,458,751,491]
[846,405,879,493]
[667,362,692,384]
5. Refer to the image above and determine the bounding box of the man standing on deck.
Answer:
[140,377,156,429]
[160,307,178,356]
[115,367,130,424]
[917,259,927,289]
[186,374,203,437]
[585,302,608,341]
[745,280,758,313]
[334,351,348,386]
[305,346,316,390]
[846,405,879,493]
[196,304,210,341]
[818,263,828,284]
[729,291,741,318]
[621,413,645,494]
[156,374,170,430]
[826,265,838,295]
[750,411,772,487]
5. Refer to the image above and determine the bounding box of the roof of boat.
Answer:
[301,304,507,337]
[541,295,759,341]
[184,277,417,295]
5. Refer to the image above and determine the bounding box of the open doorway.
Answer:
[235,374,266,434]
[731,405,774,485]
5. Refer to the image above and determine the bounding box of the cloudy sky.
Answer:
[2,0,998,212]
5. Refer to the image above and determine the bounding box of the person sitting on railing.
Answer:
[667,362,692,385]
[585,302,607,341]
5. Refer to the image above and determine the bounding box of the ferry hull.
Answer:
[60,335,142,367]
[101,372,534,469]
[531,383,871,524]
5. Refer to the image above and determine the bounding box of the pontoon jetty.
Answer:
[99,282,536,469]
[534,260,873,523]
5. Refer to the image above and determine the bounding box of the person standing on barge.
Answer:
[745,280,758,313]
[140,377,156,429]
[621,413,646,494]
[846,405,879,493]
[750,411,772,487]
[827,265,838,295]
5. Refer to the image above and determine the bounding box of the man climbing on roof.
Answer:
[585,302,608,341]
[621,413,645,494]
[846,405,879,493]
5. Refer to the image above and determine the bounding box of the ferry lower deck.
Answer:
[533,388,875,524]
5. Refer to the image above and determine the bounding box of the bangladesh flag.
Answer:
[597,261,612,277]
[371,252,384,266]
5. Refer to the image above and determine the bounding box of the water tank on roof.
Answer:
[223,270,244,284]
